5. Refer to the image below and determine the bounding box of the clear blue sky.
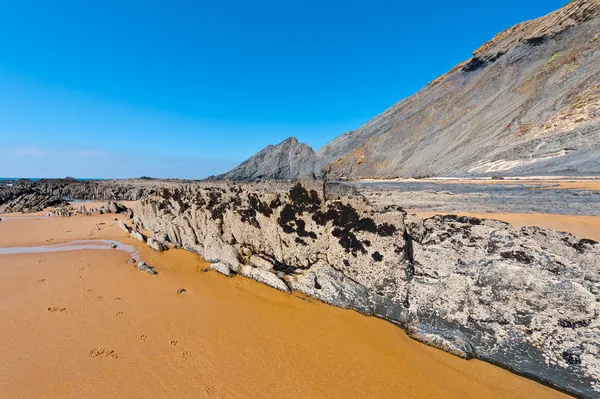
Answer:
[0,0,567,178]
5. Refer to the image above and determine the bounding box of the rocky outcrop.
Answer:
[0,178,158,214]
[0,178,157,214]
[46,207,73,217]
[100,201,127,214]
[0,190,67,213]
[130,180,600,398]
[215,137,317,181]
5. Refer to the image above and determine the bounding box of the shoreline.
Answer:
[354,177,600,191]
[0,209,570,398]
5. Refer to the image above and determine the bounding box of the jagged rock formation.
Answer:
[0,178,157,213]
[0,190,67,213]
[215,137,316,181]
[128,179,600,398]
[218,0,600,180]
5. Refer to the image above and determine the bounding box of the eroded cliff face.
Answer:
[215,1,600,181]
[130,180,600,398]
[317,0,600,178]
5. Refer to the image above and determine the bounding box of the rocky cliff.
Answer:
[219,0,600,180]
[320,0,600,178]
[128,179,600,398]
[216,137,316,181]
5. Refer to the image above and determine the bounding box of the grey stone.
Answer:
[215,137,316,181]
[238,265,290,293]
[249,255,274,272]
[118,221,131,233]
[147,237,166,252]
[131,229,146,243]
[210,262,232,277]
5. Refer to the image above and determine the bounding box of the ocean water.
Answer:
[0,239,139,259]
[0,178,104,181]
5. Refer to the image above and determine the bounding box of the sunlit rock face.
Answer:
[215,137,317,181]
[316,1,600,179]
[131,179,600,398]
[218,1,600,181]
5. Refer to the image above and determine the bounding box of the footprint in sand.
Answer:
[170,340,178,347]
[47,306,66,313]
[204,385,215,394]
[140,335,147,342]
[115,311,124,316]
[37,278,47,284]
[86,289,93,292]
[96,296,103,300]
[113,297,122,301]
[182,351,192,359]
[78,268,85,271]
[89,347,119,359]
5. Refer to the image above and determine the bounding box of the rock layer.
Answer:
[218,0,600,180]
[318,0,600,178]
[129,179,600,398]
[215,137,316,181]
[0,178,158,213]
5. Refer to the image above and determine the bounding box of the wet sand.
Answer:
[416,211,600,242]
[0,211,570,398]
[359,177,600,191]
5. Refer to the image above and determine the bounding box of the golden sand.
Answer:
[359,177,600,191]
[0,211,569,398]
[416,211,600,242]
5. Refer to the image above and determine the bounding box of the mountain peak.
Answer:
[219,0,600,181]
[216,137,316,181]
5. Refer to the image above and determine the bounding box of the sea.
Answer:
[0,178,104,181]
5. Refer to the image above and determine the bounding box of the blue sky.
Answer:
[0,0,567,178]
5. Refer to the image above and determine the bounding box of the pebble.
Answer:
[177,289,186,294]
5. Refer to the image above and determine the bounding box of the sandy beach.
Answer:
[0,209,570,398]
[359,177,600,191]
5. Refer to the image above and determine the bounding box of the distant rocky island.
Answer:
[216,0,600,180]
